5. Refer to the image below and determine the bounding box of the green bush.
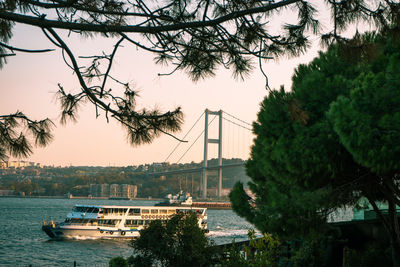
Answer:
[109,256,129,267]
[129,212,219,266]
[221,229,283,267]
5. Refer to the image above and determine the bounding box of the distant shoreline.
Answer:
[0,195,162,201]
[0,195,232,209]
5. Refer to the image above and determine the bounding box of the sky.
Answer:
[1,3,368,167]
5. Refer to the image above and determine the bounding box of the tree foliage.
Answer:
[0,112,54,162]
[129,212,217,267]
[1,0,399,160]
[221,229,282,267]
[109,256,129,267]
[230,31,400,265]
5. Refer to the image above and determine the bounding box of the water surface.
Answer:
[0,197,254,266]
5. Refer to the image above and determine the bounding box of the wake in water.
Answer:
[55,236,130,241]
[208,228,250,238]
[68,236,103,240]
[207,225,261,243]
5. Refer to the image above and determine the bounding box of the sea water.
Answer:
[0,197,255,266]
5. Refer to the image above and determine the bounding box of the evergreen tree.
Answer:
[230,32,400,266]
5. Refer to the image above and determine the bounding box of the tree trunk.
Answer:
[391,240,400,267]
[367,197,400,267]
[388,201,400,267]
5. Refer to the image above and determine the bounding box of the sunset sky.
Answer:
[1,4,369,167]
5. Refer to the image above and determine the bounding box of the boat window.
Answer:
[74,206,86,212]
[125,220,140,226]
[79,207,88,213]
[144,220,150,225]
[128,208,140,215]
[142,209,149,214]
[160,209,168,214]
[137,220,143,225]
[168,209,176,214]
[151,209,158,214]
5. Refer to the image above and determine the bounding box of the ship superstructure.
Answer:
[42,204,207,239]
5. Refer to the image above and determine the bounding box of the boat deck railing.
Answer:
[65,222,117,227]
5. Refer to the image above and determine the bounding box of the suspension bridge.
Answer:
[150,109,254,199]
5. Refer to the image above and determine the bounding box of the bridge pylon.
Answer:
[202,109,223,199]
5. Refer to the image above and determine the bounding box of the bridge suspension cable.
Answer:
[164,111,205,162]
[222,117,252,131]
[223,111,252,127]
[176,115,217,164]
[221,111,253,160]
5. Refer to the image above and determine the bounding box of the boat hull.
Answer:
[42,224,140,239]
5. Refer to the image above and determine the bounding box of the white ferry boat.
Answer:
[155,191,193,206]
[42,204,207,239]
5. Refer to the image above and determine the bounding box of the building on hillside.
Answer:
[89,184,110,197]
[89,183,137,198]
[89,184,99,197]
[109,184,119,198]
[2,161,41,169]
[120,184,137,198]
[99,184,109,197]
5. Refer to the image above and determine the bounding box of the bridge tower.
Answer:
[202,109,223,199]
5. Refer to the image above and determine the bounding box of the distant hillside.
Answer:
[0,158,249,198]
